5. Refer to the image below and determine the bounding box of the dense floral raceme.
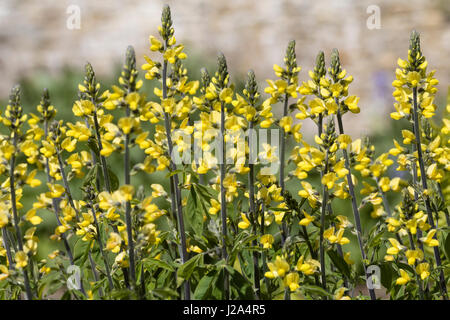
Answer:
[0,6,449,300]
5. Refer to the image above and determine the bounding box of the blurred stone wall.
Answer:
[0,0,449,135]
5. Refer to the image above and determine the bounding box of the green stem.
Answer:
[124,104,136,291]
[336,109,376,300]
[88,200,114,291]
[411,87,447,299]
[219,99,230,300]
[44,119,86,297]
[92,110,111,193]
[9,131,33,300]
[161,56,190,300]
[279,93,289,244]
[248,121,260,299]
[319,150,329,293]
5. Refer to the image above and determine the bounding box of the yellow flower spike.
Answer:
[395,269,411,285]
[284,272,300,292]
[260,234,274,249]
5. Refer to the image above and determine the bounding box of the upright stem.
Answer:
[319,150,329,293]
[1,229,14,269]
[56,146,101,296]
[161,57,190,300]
[336,109,376,300]
[411,87,448,299]
[9,132,33,300]
[219,99,230,300]
[407,231,425,300]
[44,120,86,297]
[437,183,450,227]
[124,105,136,290]
[279,93,289,244]
[92,110,111,193]
[88,200,114,291]
[248,121,260,299]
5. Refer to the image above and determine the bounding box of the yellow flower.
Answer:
[420,229,439,247]
[321,172,336,189]
[238,213,251,229]
[46,183,65,198]
[106,232,122,253]
[324,227,350,245]
[209,199,220,215]
[405,249,423,265]
[299,210,315,226]
[15,251,28,269]
[335,287,351,300]
[415,263,430,280]
[344,96,360,113]
[395,269,411,285]
[0,265,10,281]
[284,272,300,292]
[386,238,405,255]
[260,234,274,249]
[296,255,319,275]
[72,100,95,117]
[279,116,292,133]
[265,256,289,279]
[0,203,9,228]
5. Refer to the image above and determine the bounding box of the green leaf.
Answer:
[193,272,217,299]
[73,239,92,266]
[87,139,100,158]
[177,253,204,286]
[444,233,450,260]
[143,258,175,272]
[301,284,332,298]
[107,167,119,191]
[186,187,205,235]
[327,250,351,279]
[380,262,393,291]
[82,163,99,190]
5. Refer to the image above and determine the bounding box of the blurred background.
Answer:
[0,0,448,266]
[0,0,449,136]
